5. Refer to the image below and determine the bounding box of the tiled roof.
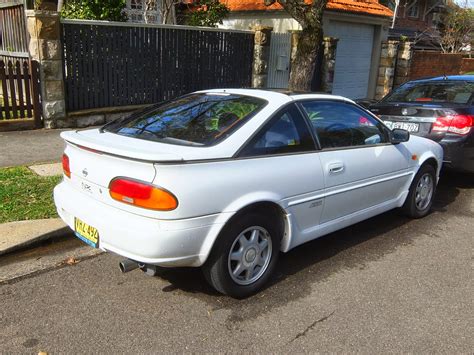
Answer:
[220,0,394,18]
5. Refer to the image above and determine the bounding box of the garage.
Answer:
[326,21,375,99]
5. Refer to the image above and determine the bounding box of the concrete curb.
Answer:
[0,219,72,257]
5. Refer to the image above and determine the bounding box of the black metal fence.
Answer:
[62,20,255,111]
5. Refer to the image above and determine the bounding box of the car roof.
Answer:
[408,75,474,83]
[200,88,355,104]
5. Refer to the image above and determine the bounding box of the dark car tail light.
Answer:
[109,178,178,211]
[62,153,71,178]
[432,114,473,135]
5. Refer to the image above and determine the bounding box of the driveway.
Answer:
[0,171,472,352]
[0,129,68,167]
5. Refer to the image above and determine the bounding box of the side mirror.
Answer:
[391,128,410,144]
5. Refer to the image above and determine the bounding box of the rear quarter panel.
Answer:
[152,153,324,221]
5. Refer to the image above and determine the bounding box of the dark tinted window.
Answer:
[301,101,388,149]
[383,81,474,104]
[105,93,266,146]
[239,104,315,157]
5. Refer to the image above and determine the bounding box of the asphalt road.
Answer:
[1,171,472,353]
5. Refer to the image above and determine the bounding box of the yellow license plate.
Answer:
[74,217,99,248]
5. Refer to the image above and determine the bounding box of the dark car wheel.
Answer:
[402,164,436,218]
[202,213,281,298]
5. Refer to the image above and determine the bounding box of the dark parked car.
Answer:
[366,75,474,172]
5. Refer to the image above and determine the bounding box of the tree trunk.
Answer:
[283,0,327,92]
[288,25,322,91]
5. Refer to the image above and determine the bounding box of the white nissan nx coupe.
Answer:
[54,89,443,298]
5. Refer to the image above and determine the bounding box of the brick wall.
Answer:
[395,16,433,33]
[393,0,434,32]
[408,52,463,80]
[375,42,472,99]
[461,58,474,74]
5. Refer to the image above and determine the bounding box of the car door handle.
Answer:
[328,163,344,174]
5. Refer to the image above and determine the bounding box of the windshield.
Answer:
[382,81,474,104]
[104,93,267,146]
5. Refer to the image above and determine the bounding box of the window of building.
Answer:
[407,0,420,18]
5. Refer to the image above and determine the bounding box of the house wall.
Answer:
[220,11,300,32]
[221,11,390,99]
[393,0,435,32]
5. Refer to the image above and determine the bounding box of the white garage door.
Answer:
[326,21,374,99]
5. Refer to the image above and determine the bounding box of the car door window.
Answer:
[239,104,315,157]
[300,101,389,149]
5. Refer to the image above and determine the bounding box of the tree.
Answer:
[61,0,127,21]
[183,0,229,28]
[265,0,329,91]
[158,0,179,24]
[438,4,474,54]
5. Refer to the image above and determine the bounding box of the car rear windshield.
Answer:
[104,93,267,146]
[382,81,474,104]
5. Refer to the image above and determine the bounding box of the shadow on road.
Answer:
[432,170,474,212]
[150,169,473,322]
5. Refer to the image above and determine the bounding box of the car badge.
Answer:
[82,168,88,177]
[402,107,417,116]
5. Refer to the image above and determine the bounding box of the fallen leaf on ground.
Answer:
[58,256,79,266]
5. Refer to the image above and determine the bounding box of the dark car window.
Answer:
[239,104,315,157]
[300,101,389,149]
[104,93,267,146]
[383,81,474,104]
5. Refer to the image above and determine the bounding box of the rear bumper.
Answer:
[54,181,229,267]
[439,140,474,173]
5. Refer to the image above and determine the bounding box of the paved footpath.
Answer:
[0,129,68,167]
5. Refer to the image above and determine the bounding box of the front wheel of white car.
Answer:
[203,213,281,298]
[402,164,436,218]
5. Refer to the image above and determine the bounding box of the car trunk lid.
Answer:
[60,129,186,209]
[61,129,185,164]
[370,103,468,141]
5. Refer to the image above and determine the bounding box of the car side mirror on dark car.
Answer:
[390,128,410,144]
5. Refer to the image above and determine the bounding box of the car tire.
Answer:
[402,164,436,218]
[202,213,281,298]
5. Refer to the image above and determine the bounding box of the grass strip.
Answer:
[0,166,62,223]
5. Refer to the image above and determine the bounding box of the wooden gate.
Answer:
[0,58,42,126]
[0,1,42,127]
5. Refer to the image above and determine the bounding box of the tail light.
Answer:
[432,114,473,135]
[109,178,178,211]
[62,154,71,178]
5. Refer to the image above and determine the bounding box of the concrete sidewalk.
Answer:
[0,218,72,256]
[0,128,68,167]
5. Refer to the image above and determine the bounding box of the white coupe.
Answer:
[54,89,443,298]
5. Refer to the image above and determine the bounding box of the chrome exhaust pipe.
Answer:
[119,259,139,273]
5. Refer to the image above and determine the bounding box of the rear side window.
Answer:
[301,101,389,149]
[239,104,315,157]
[383,81,474,104]
[104,93,267,146]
